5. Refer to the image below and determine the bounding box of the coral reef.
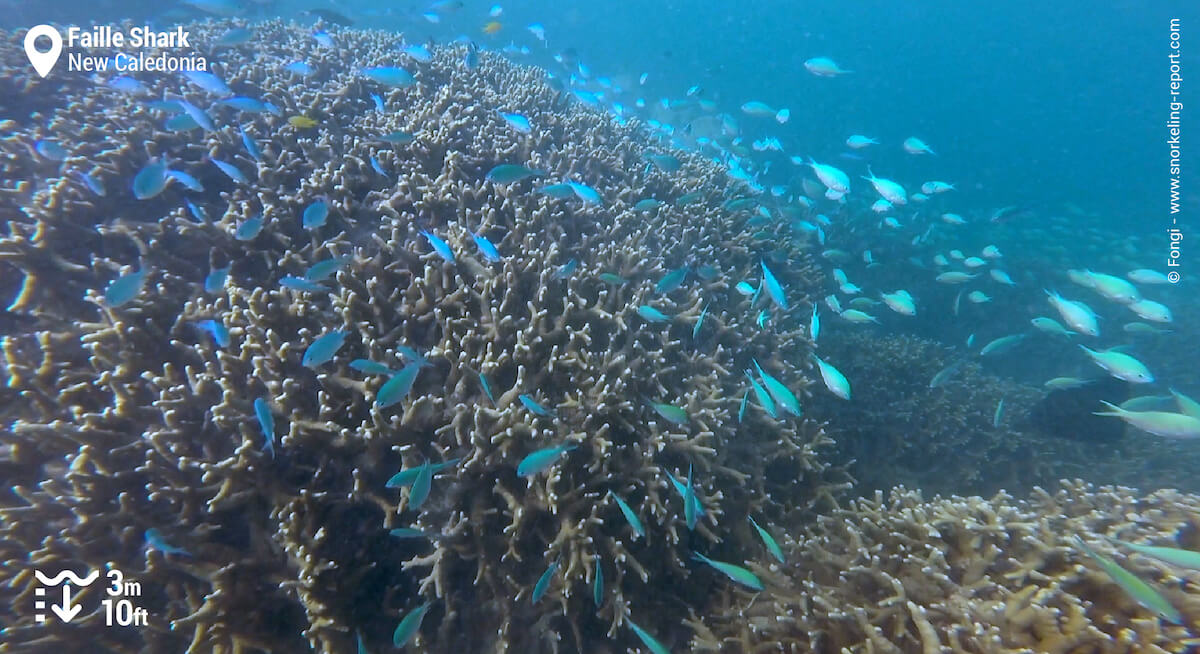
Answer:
[0,19,845,653]
[690,480,1200,653]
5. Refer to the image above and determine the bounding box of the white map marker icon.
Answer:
[24,25,63,78]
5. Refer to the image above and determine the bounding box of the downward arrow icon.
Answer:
[51,583,81,622]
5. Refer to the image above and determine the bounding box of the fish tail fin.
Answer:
[1093,400,1125,416]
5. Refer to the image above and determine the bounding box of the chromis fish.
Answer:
[593,555,603,605]
[745,370,778,418]
[753,360,802,416]
[376,363,423,410]
[182,69,231,95]
[196,319,230,347]
[813,355,851,400]
[625,617,669,654]
[166,169,204,192]
[302,331,347,368]
[392,602,431,647]
[810,305,820,341]
[804,56,851,76]
[234,215,264,241]
[759,260,788,310]
[388,528,431,540]
[350,359,394,375]
[34,139,68,161]
[693,302,708,339]
[280,276,330,293]
[204,266,229,293]
[637,305,670,323]
[471,231,502,262]
[401,43,433,62]
[218,97,271,113]
[305,256,351,282]
[554,258,578,279]
[598,273,627,285]
[420,230,455,263]
[648,401,688,425]
[386,459,461,488]
[634,198,662,211]
[684,464,697,530]
[103,268,147,307]
[176,99,215,131]
[519,394,555,417]
[253,397,275,458]
[211,158,248,184]
[692,552,764,590]
[566,181,603,205]
[655,267,688,294]
[1073,536,1182,623]
[980,334,1026,357]
[485,164,546,184]
[302,199,329,229]
[132,158,170,199]
[538,183,576,199]
[408,460,434,509]
[498,111,531,133]
[531,560,559,603]
[748,515,785,563]
[478,372,496,405]
[607,491,645,539]
[517,443,577,477]
[73,170,106,196]
[239,126,262,162]
[361,66,414,87]
[144,528,191,556]
[284,61,314,76]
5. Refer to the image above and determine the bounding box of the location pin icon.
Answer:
[24,25,63,78]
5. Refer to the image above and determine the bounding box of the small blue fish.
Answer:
[144,528,191,557]
[386,459,460,488]
[517,443,577,477]
[396,345,433,368]
[693,303,708,339]
[73,170,106,196]
[166,169,204,192]
[391,602,430,647]
[402,44,433,62]
[637,305,670,323]
[388,528,430,540]
[554,259,578,279]
[165,113,201,132]
[185,199,208,222]
[234,215,264,241]
[204,266,229,293]
[370,155,387,176]
[479,372,495,405]
[361,66,414,87]
[684,463,697,530]
[593,555,603,605]
[305,256,351,282]
[302,200,329,229]
[664,468,704,517]
[518,394,555,418]
[471,232,502,262]
[420,230,455,263]
[748,515,785,564]
[177,99,216,132]
[196,319,230,347]
[498,111,531,134]
[408,460,433,509]
[34,140,68,161]
[302,331,348,368]
[103,268,147,307]
[378,131,415,144]
[218,97,271,113]
[760,260,788,310]
[312,30,334,48]
[566,181,603,205]
[253,397,275,458]
[350,359,394,375]
[655,267,688,294]
[463,42,479,69]
[810,305,820,342]
[607,491,645,539]
[146,99,184,113]
[284,61,314,76]
[376,362,423,410]
[738,389,749,423]
[280,276,331,293]
[539,183,576,199]
[240,126,262,162]
[746,370,778,419]
[132,158,169,199]
[371,93,385,112]
[531,559,559,604]
[183,69,231,95]
[485,164,546,184]
[211,159,248,184]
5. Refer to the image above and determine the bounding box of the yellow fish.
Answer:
[288,115,318,129]
[482,21,502,35]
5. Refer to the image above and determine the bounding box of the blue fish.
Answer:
[166,169,204,192]
[637,305,670,323]
[664,468,704,516]
[103,268,147,307]
[302,331,348,368]
[538,183,576,199]
[738,390,749,422]
[132,158,169,199]
[234,215,264,241]
[593,555,603,605]
[607,491,645,538]
[498,111,531,134]
[396,345,433,368]
[408,460,433,509]
[376,362,423,409]
[304,256,351,282]
[387,528,429,540]
[185,199,208,222]
[73,170,106,196]
[312,30,335,48]
[253,397,275,458]
[378,131,415,144]
[196,319,230,347]
[479,372,495,405]
[566,181,603,205]
[350,359,394,375]
[302,200,329,229]
[211,159,248,184]
[370,155,387,176]
[391,602,430,647]
[463,42,479,69]
[655,267,688,294]
[107,76,147,94]
[684,463,697,530]
[34,140,68,161]
[554,259,578,279]
[279,276,330,293]
[531,560,559,604]
[165,113,201,132]
[519,394,555,418]
[177,99,216,132]
[218,97,270,113]
[485,164,546,184]
[204,266,229,293]
[517,443,576,477]
[371,93,385,112]
[421,230,455,263]
[386,459,460,488]
[402,44,433,62]
[284,61,314,76]
[471,232,502,262]
[760,260,788,310]
[144,528,191,557]
[361,66,415,87]
[182,69,231,95]
[146,99,184,113]
[746,370,778,419]
[240,126,262,162]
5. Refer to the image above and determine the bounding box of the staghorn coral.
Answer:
[0,19,846,653]
[690,480,1200,654]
